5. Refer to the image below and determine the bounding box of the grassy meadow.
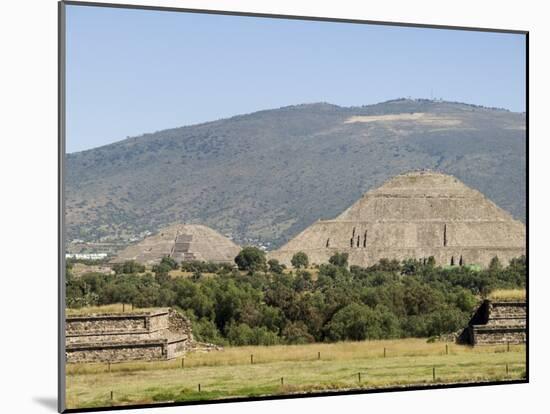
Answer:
[488,289,526,301]
[65,303,161,316]
[66,338,526,409]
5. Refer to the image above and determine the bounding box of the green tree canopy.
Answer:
[291,251,309,269]
[234,247,266,272]
[325,303,398,341]
[113,260,145,275]
[267,259,285,274]
[489,256,503,272]
[328,252,349,268]
[160,256,178,270]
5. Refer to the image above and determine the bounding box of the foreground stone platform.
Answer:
[65,308,194,363]
[459,300,526,345]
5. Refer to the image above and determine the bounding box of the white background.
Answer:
[0,0,546,413]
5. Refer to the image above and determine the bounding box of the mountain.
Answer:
[65,99,526,249]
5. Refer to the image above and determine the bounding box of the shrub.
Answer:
[225,323,279,346]
[328,252,349,268]
[180,261,223,273]
[160,256,178,270]
[234,247,266,272]
[325,303,386,341]
[193,317,226,345]
[267,259,285,274]
[291,252,309,269]
[282,321,315,344]
[113,260,145,275]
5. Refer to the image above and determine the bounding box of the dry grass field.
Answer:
[168,270,218,278]
[488,289,526,301]
[282,266,320,279]
[66,304,159,316]
[65,338,526,409]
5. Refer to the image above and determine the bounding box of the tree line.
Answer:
[66,249,526,346]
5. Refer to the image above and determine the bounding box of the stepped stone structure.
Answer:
[269,171,525,268]
[65,308,196,363]
[113,224,241,265]
[458,300,526,345]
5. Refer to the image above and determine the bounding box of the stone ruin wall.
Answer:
[269,219,525,268]
[471,327,526,345]
[67,341,167,363]
[270,246,524,270]
[66,315,148,334]
[339,196,512,223]
[66,309,195,363]
[458,301,526,346]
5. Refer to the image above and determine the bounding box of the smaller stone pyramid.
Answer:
[114,224,241,265]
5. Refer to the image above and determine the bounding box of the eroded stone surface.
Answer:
[65,309,198,363]
[458,300,526,345]
[113,224,241,265]
[269,171,525,268]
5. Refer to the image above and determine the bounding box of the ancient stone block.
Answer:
[458,300,526,346]
[65,308,199,363]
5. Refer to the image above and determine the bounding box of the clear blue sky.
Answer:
[66,4,526,153]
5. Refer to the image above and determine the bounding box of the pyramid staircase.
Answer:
[171,233,196,261]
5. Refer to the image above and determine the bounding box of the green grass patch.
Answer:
[66,339,526,409]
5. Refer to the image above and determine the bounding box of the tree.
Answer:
[154,271,171,284]
[509,255,526,272]
[489,256,503,272]
[294,270,314,292]
[454,290,477,312]
[152,262,172,276]
[328,252,349,268]
[424,307,467,337]
[376,258,401,272]
[401,258,419,275]
[325,303,383,341]
[65,241,526,345]
[191,269,202,281]
[291,252,309,269]
[225,323,279,346]
[268,259,285,274]
[192,317,225,345]
[113,260,145,275]
[160,256,178,270]
[282,321,315,344]
[234,247,266,272]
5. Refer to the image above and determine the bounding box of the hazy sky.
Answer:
[66,4,526,153]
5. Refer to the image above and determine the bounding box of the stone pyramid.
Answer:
[269,171,525,268]
[114,224,241,265]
